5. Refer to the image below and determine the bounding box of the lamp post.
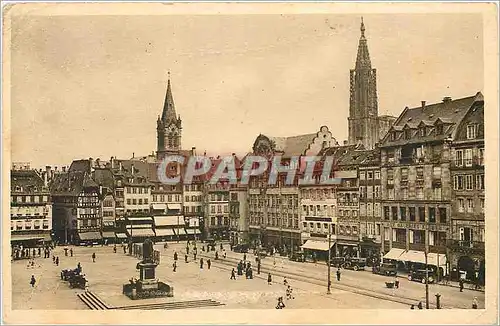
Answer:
[327,222,332,294]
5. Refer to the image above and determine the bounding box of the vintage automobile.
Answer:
[408,269,436,284]
[329,257,346,268]
[343,257,367,271]
[233,243,249,253]
[68,274,87,289]
[372,262,398,276]
[61,268,80,281]
[289,252,306,262]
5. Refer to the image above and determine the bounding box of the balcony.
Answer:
[447,239,485,251]
[451,158,484,169]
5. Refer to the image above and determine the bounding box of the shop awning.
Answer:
[102,231,116,238]
[167,203,182,211]
[174,228,187,235]
[154,216,184,227]
[127,216,153,222]
[10,234,45,242]
[78,232,102,241]
[126,228,155,237]
[116,233,127,239]
[152,203,167,211]
[186,228,201,235]
[399,250,426,264]
[155,228,175,236]
[427,253,447,268]
[383,248,406,260]
[300,239,335,251]
[337,241,358,247]
[102,221,115,227]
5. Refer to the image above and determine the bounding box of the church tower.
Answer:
[348,18,379,149]
[157,73,182,160]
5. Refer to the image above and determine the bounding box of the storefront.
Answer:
[300,239,335,261]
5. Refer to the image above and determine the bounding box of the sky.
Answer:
[10,12,483,168]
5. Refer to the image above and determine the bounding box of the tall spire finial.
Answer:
[360,17,365,38]
[168,70,171,82]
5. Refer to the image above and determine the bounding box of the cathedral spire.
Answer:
[161,71,177,123]
[355,17,371,70]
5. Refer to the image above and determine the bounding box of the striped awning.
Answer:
[116,233,128,239]
[126,228,155,237]
[154,216,183,227]
[174,228,186,235]
[155,228,175,236]
[78,232,102,241]
[11,234,45,242]
[102,231,116,238]
[186,228,201,235]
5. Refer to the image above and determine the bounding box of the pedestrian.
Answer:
[336,268,341,281]
[64,247,68,256]
[77,262,82,273]
[230,268,236,280]
[174,252,178,261]
[243,253,247,262]
[70,248,73,257]
[194,252,197,260]
[173,261,177,272]
[52,255,56,263]
[186,246,190,255]
[417,301,423,309]
[459,278,464,292]
[207,259,211,270]
[37,247,41,257]
[472,297,478,309]
[220,243,223,251]
[257,262,261,275]
[276,296,285,309]
[92,252,96,263]
[268,272,272,285]
[395,278,400,289]
[55,256,59,266]
[185,254,188,263]
[202,245,205,252]
[113,245,117,253]
[200,258,204,269]
[410,305,415,309]
[123,245,127,254]
[215,251,219,260]
[30,275,36,287]
[284,277,288,286]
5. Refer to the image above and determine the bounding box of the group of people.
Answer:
[13,245,53,260]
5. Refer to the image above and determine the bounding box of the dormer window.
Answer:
[419,128,426,137]
[436,125,444,135]
[391,132,397,141]
[404,129,411,140]
[466,124,476,139]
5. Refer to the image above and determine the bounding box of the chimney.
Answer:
[44,166,50,187]
[110,156,115,169]
[62,166,66,173]
[192,147,196,155]
[132,152,135,158]
[421,101,426,108]
[96,158,101,168]
[343,140,348,146]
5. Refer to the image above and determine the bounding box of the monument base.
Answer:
[123,279,174,300]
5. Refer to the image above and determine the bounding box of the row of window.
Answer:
[184,206,203,213]
[126,198,149,205]
[386,228,447,246]
[453,174,485,191]
[457,198,484,213]
[79,218,99,227]
[210,205,229,214]
[249,216,299,228]
[184,184,203,191]
[455,147,484,166]
[300,189,336,200]
[210,216,230,226]
[152,194,181,202]
[359,170,381,180]
[383,206,447,223]
[210,194,229,202]
[359,186,381,199]
[126,187,151,194]
[11,195,49,203]
[386,187,443,201]
[302,204,335,217]
[185,195,203,202]
[11,219,50,230]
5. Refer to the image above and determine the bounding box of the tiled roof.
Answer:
[50,171,98,195]
[267,133,317,157]
[381,93,482,147]
[11,170,46,192]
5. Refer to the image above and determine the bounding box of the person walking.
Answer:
[123,245,127,254]
[215,251,219,260]
[92,252,96,263]
[257,262,261,275]
[220,243,223,251]
[459,278,464,292]
[200,258,204,269]
[417,301,423,309]
[395,278,400,289]
[194,252,197,261]
[30,275,36,288]
[113,245,117,253]
[174,251,178,261]
[37,247,41,257]
[243,253,247,262]
[336,268,341,281]
[410,305,415,309]
[55,256,59,266]
[173,261,177,272]
[472,297,478,309]
[207,259,211,270]
[186,245,190,255]
[230,268,236,280]
[268,272,272,285]
[185,254,188,263]
[64,247,68,256]
[70,248,73,257]
[223,252,227,259]
[283,277,288,286]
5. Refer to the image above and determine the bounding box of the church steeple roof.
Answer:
[161,72,177,123]
[355,17,372,70]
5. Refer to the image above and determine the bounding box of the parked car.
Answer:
[329,257,346,268]
[343,257,367,271]
[408,269,436,284]
[289,252,306,262]
[233,243,249,253]
[372,262,398,276]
